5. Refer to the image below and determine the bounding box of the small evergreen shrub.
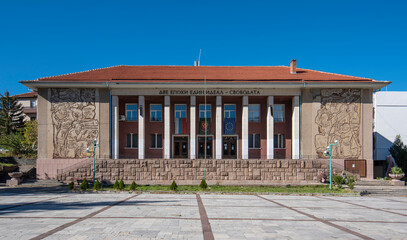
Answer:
[347,175,355,190]
[113,179,119,189]
[129,181,137,191]
[169,180,178,191]
[118,179,125,190]
[333,175,344,188]
[93,180,101,190]
[68,181,75,190]
[80,178,89,191]
[348,182,355,190]
[199,179,208,189]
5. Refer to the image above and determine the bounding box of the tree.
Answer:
[389,135,407,174]
[23,120,38,151]
[0,91,24,135]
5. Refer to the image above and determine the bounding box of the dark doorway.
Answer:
[174,136,188,158]
[198,136,213,159]
[223,136,237,159]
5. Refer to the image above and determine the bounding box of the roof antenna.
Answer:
[194,49,201,66]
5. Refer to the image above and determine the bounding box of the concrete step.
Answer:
[356,179,402,186]
[354,185,407,196]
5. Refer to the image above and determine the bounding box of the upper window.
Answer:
[175,104,187,119]
[150,104,162,122]
[199,104,211,119]
[249,104,260,122]
[249,134,260,149]
[30,100,37,108]
[274,104,284,122]
[126,104,138,121]
[224,104,236,119]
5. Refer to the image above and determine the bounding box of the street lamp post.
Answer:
[87,138,99,185]
[324,140,338,190]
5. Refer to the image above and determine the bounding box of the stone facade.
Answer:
[57,159,347,185]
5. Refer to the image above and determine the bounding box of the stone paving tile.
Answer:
[333,221,407,240]
[201,195,278,207]
[45,218,203,240]
[319,196,407,210]
[267,198,355,209]
[210,220,359,240]
[95,205,201,218]
[0,218,73,239]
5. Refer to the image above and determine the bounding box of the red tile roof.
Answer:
[13,91,38,98]
[35,65,373,82]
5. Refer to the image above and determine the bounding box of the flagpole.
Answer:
[204,76,207,181]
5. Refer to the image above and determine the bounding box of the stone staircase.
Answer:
[355,179,407,196]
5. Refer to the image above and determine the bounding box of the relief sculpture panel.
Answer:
[315,89,361,158]
[51,89,98,158]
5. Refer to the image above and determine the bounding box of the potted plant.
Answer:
[389,167,405,181]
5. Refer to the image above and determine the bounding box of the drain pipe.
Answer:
[107,82,112,159]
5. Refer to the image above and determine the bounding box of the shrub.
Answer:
[80,178,88,191]
[199,179,208,189]
[118,179,125,190]
[129,181,137,191]
[391,167,404,174]
[169,180,178,191]
[113,179,119,189]
[333,174,344,188]
[68,181,75,190]
[93,180,101,190]
[348,182,355,190]
[389,135,407,175]
[347,175,355,184]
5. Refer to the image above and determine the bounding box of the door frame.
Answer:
[222,135,239,159]
[172,135,189,158]
[197,135,214,159]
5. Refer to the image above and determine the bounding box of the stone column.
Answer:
[267,96,274,159]
[164,96,171,159]
[112,95,119,159]
[292,95,300,159]
[138,96,145,159]
[216,96,222,159]
[242,96,249,159]
[190,96,196,159]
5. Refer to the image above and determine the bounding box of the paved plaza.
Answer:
[0,190,406,240]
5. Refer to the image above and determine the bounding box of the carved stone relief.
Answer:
[315,89,361,158]
[51,89,98,158]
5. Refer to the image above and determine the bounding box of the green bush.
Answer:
[348,182,355,190]
[199,179,208,189]
[93,180,101,190]
[333,175,344,188]
[113,179,119,189]
[118,179,125,190]
[129,181,137,191]
[169,180,178,191]
[347,175,355,184]
[391,167,404,174]
[68,182,75,190]
[80,178,89,191]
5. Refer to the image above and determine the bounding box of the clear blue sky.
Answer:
[1,0,406,95]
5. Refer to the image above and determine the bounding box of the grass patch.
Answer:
[0,162,17,167]
[100,184,352,194]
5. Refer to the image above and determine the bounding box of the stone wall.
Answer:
[57,159,347,185]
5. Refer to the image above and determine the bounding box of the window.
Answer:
[126,133,138,148]
[199,104,211,119]
[249,104,260,122]
[126,104,138,121]
[151,133,162,148]
[274,104,284,122]
[150,104,162,122]
[224,104,236,119]
[30,100,37,108]
[175,104,187,119]
[274,134,285,149]
[249,134,260,149]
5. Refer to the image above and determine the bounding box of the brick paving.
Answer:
[0,192,406,239]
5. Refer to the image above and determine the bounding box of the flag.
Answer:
[199,118,211,134]
[224,118,235,134]
[175,118,187,134]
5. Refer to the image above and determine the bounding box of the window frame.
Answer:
[150,133,163,149]
[273,104,285,122]
[125,133,138,149]
[150,104,162,122]
[224,104,236,119]
[174,104,187,119]
[248,133,260,149]
[125,103,138,122]
[248,104,260,122]
[199,104,211,119]
[274,134,285,149]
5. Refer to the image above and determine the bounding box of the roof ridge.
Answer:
[298,67,371,80]
[39,65,128,80]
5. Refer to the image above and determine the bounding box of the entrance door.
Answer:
[198,136,213,159]
[223,136,237,159]
[174,136,188,158]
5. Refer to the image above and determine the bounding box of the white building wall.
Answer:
[374,91,407,161]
